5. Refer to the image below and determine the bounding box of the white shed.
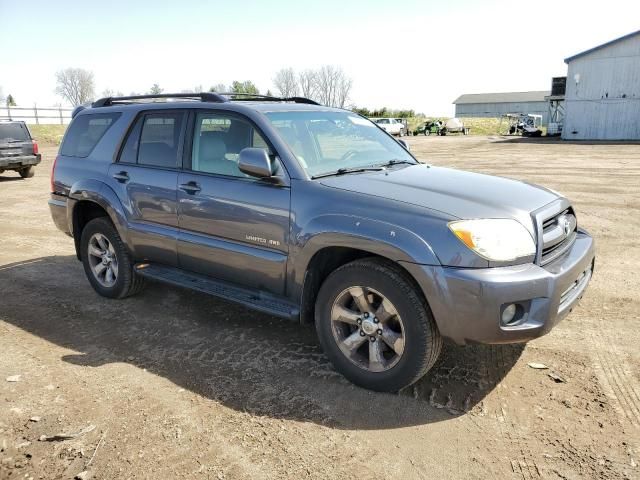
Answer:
[563,30,640,140]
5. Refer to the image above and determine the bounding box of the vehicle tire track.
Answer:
[484,345,541,480]
[590,327,640,428]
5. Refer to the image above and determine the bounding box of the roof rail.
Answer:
[218,93,320,105]
[92,92,228,108]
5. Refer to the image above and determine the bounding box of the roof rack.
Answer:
[91,92,321,108]
[219,93,320,105]
[92,92,228,108]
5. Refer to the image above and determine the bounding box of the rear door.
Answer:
[176,110,290,295]
[108,110,186,266]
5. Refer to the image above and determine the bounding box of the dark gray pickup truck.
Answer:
[49,93,595,391]
[0,121,41,178]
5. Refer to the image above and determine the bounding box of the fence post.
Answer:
[59,107,63,125]
[34,104,39,125]
[7,105,11,121]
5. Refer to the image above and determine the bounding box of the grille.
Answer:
[540,208,577,265]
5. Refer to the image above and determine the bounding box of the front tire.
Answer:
[315,258,442,392]
[80,217,145,299]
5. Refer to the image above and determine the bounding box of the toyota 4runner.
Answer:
[49,93,595,392]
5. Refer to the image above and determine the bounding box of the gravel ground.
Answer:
[0,135,639,479]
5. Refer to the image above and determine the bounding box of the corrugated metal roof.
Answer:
[453,91,550,105]
[565,29,640,63]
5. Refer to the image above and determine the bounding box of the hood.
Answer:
[320,164,560,231]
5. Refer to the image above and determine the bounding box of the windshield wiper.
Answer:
[311,166,385,179]
[378,159,416,167]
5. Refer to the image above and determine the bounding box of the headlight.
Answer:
[448,219,535,262]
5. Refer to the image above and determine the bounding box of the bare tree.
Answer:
[273,68,299,98]
[314,65,352,108]
[209,83,228,93]
[298,69,317,100]
[55,68,95,106]
[101,88,124,98]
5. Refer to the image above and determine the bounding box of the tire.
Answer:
[424,130,430,136]
[80,217,145,299]
[315,258,442,392]
[399,128,405,137]
[19,166,34,178]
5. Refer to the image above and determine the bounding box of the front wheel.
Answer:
[315,258,442,392]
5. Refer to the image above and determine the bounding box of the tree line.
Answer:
[5,66,407,115]
[51,65,354,109]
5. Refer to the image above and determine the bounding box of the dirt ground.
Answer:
[1,135,639,480]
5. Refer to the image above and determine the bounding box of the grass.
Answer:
[408,116,547,136]
[28,124,67,145]
[407,116,506,136]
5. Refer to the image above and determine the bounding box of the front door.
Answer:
[177,111,290,295]
[109,110,186,266]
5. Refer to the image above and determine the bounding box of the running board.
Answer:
[134,263,299,321]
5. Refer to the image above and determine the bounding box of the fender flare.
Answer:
[67,179,131,258]
[289,214,440,301]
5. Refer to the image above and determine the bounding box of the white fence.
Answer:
[0,105,73,124]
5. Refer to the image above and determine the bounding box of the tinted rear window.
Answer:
[0,123,30,142]
[61,113,121,158]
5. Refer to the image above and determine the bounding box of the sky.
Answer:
[1,0,639,115]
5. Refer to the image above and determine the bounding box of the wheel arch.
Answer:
[293,217,440,324]
[68,180,131,260]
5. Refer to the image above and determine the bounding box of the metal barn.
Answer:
[453,91,550,124]
[563,30,640,140]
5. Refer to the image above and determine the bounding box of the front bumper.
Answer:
[0,154,41,169]
[402,228,595,345]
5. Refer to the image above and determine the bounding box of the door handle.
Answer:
[112,171,129,183]
[179,181,201,194]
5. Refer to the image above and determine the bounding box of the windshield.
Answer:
[0,123,30,142]
[264,111,415,177]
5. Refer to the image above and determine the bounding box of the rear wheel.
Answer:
[19,166,34,178]
[80,217,145,299]
[315,258,442,392]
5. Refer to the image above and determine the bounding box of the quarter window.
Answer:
[61,113,121,158]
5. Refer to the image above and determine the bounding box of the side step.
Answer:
[134,263,299,321]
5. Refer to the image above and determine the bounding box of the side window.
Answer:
[138,112,185,168]
[61,113,121,158]
[191,113,270,178]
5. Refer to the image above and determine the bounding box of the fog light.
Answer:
[501,303,517,325]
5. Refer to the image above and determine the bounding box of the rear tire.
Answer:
[80,217,145,299]
[19,166,34,178]
[315,258,442,392]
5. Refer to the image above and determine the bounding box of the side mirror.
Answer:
[238,148,273,178]
[398,139,410,151]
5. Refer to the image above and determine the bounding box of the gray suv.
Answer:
[49,93,595,392]
[0,120,41,178]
